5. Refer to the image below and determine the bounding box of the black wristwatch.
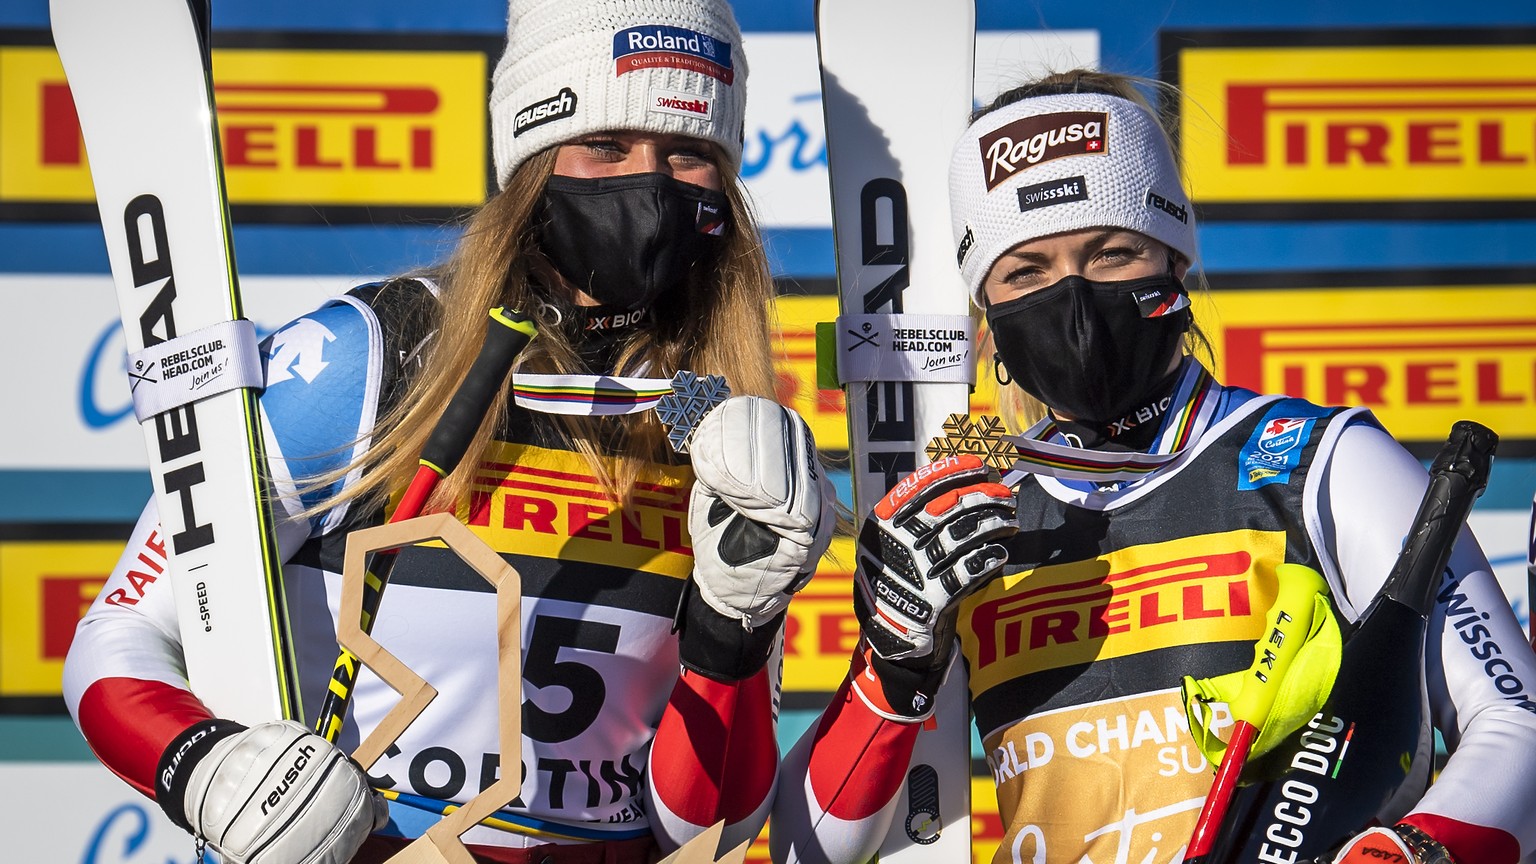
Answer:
[1394,824,1457,864]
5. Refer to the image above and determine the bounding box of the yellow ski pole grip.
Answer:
[1229,563,1329,727]
[1187,562,1331,858]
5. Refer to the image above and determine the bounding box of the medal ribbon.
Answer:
[511,374,674,416]
[1001,361,1217,485]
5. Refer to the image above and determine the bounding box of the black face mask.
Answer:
[535,172,729,310]
[986,272,1192,425]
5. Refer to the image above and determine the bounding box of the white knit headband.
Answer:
[490,0,748,190]
[948,92,1198,304]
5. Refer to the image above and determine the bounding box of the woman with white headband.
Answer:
[63,1,835,862]
[770,70,1536,864]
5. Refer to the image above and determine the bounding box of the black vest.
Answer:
[959,395,1352,740]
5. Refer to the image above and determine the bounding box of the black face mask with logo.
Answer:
[535,172,730,311]
[986,271,1192,427]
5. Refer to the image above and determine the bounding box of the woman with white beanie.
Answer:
[770,69,1536,864]
[64,2,833,862]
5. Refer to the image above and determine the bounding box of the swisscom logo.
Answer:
[613,25,734,84]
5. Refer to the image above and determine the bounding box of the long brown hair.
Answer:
[977,69,1214,431]
[317,145,779,516]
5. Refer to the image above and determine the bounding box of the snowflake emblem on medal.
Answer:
[655,370,731,454]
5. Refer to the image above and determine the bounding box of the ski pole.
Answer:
[1186,420,1497,862]
[1186,562,1329,860]
[315,306,536,743]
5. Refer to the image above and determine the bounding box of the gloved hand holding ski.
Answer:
[853,454,1016,666]
[688,395,836,629]
[157,719,387,864]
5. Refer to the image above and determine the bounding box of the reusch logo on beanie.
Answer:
[513,87,578,137]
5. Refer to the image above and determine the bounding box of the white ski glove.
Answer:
[157,719,387,864]
[688,395,836,629]
[855,453,1016,663]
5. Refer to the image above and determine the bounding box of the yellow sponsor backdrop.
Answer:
[0,44,488,207]
[1177,43,1536,203]
[0,47,71,201]
[1193,285,1536,441]
[783,537,858,693]
[5,536,853,701]
[969,777,1008,864]
[772,295,848,451]
[0,539,116,697]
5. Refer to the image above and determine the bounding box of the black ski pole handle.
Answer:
[416,307,539,479]
[1379,419,1498,617]
[315,307,535,742]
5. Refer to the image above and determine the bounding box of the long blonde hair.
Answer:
[318,146,779,516]
[977,69,1214,432]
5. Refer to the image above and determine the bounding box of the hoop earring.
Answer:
[533,299,563,328]
[993,353,1012,386]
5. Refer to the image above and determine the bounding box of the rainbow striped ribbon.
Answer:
[1001,361,1218,486]
[511,374,674,416]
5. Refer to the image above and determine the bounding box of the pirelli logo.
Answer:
[0,536,123,700]
[1194,285,1536,442]
[463,442,694,578]
[0,34,498,220]
[961,529,1282,691]
[1167,32,1536,215]
[1222,80,1536,170]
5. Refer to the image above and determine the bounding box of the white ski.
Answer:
[51,0,301,724]
[816,0,977,859]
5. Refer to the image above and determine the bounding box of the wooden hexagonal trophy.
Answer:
[336,512,746,864]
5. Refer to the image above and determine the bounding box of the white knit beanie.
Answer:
[949,92,1198,305]
[490,0,747,190]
